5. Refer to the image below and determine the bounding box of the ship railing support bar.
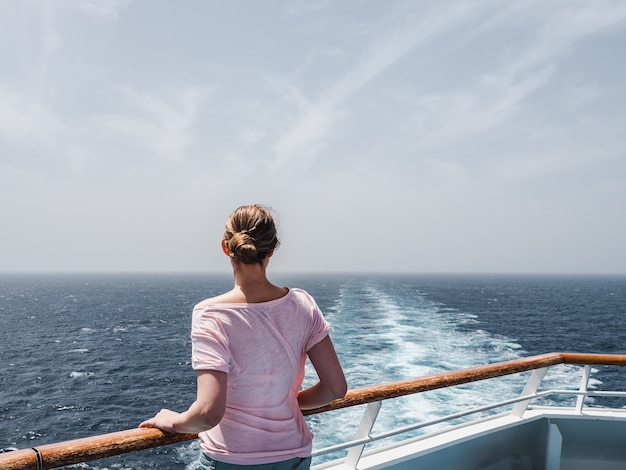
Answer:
[3,352,626,470]
[575,364,592,413]
[344,401,382,468]
[510,367,548,417]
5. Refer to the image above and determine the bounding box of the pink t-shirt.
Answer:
[191,288,329,465]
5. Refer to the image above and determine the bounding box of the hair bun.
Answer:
[223,205,280,265]
[228,232,259,264]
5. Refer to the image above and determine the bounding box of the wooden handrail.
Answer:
[305,352,626,414]
[0,429,196,470]
[2,352,625,469]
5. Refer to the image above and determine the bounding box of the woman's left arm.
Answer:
[298,336,347,410]
[139,369,227,433]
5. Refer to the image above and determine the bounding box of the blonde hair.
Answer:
[223,205,280,264]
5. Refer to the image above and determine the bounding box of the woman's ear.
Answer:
[221,238,230,256]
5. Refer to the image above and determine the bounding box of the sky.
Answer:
[1,0,625,275]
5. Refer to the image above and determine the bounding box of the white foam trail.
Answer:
[307,279,588,462]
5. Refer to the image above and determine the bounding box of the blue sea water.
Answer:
[1,273,625,468]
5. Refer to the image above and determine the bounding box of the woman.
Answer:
[140,204,347,470]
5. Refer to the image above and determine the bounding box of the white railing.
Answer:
[313,366,626,466]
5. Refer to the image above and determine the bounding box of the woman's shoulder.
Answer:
[195,291,243,309]
[208,291,244,303]
[286,287,319,306]
[194,286,294,309]
[288,287,308,297]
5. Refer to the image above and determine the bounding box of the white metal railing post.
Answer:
[344,401,383,468]
[510,367,548,417]
[575,365,591,413]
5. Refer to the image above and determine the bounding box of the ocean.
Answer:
[1,273,625,468]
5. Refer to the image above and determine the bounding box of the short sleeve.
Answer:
[191,308,231,372]
[299,290,330,352]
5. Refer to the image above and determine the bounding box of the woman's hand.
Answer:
[139,408,181,433]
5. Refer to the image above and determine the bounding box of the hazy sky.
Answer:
[1,1,625,274]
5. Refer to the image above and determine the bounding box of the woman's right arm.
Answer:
[139,369,227,433]
[298,336,347,410]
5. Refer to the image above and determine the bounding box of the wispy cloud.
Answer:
[369,2,626,174]
[0,86,65,145]
[482,2,626,87]
[0,0,133,176]
[268,2,489,172]
[2,0,131,56]
[406,64,555,158]
[45,0,133,22]
[267,1,626,181]
[96,85,208,163]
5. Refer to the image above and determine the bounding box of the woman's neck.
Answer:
[230,262,287,303]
